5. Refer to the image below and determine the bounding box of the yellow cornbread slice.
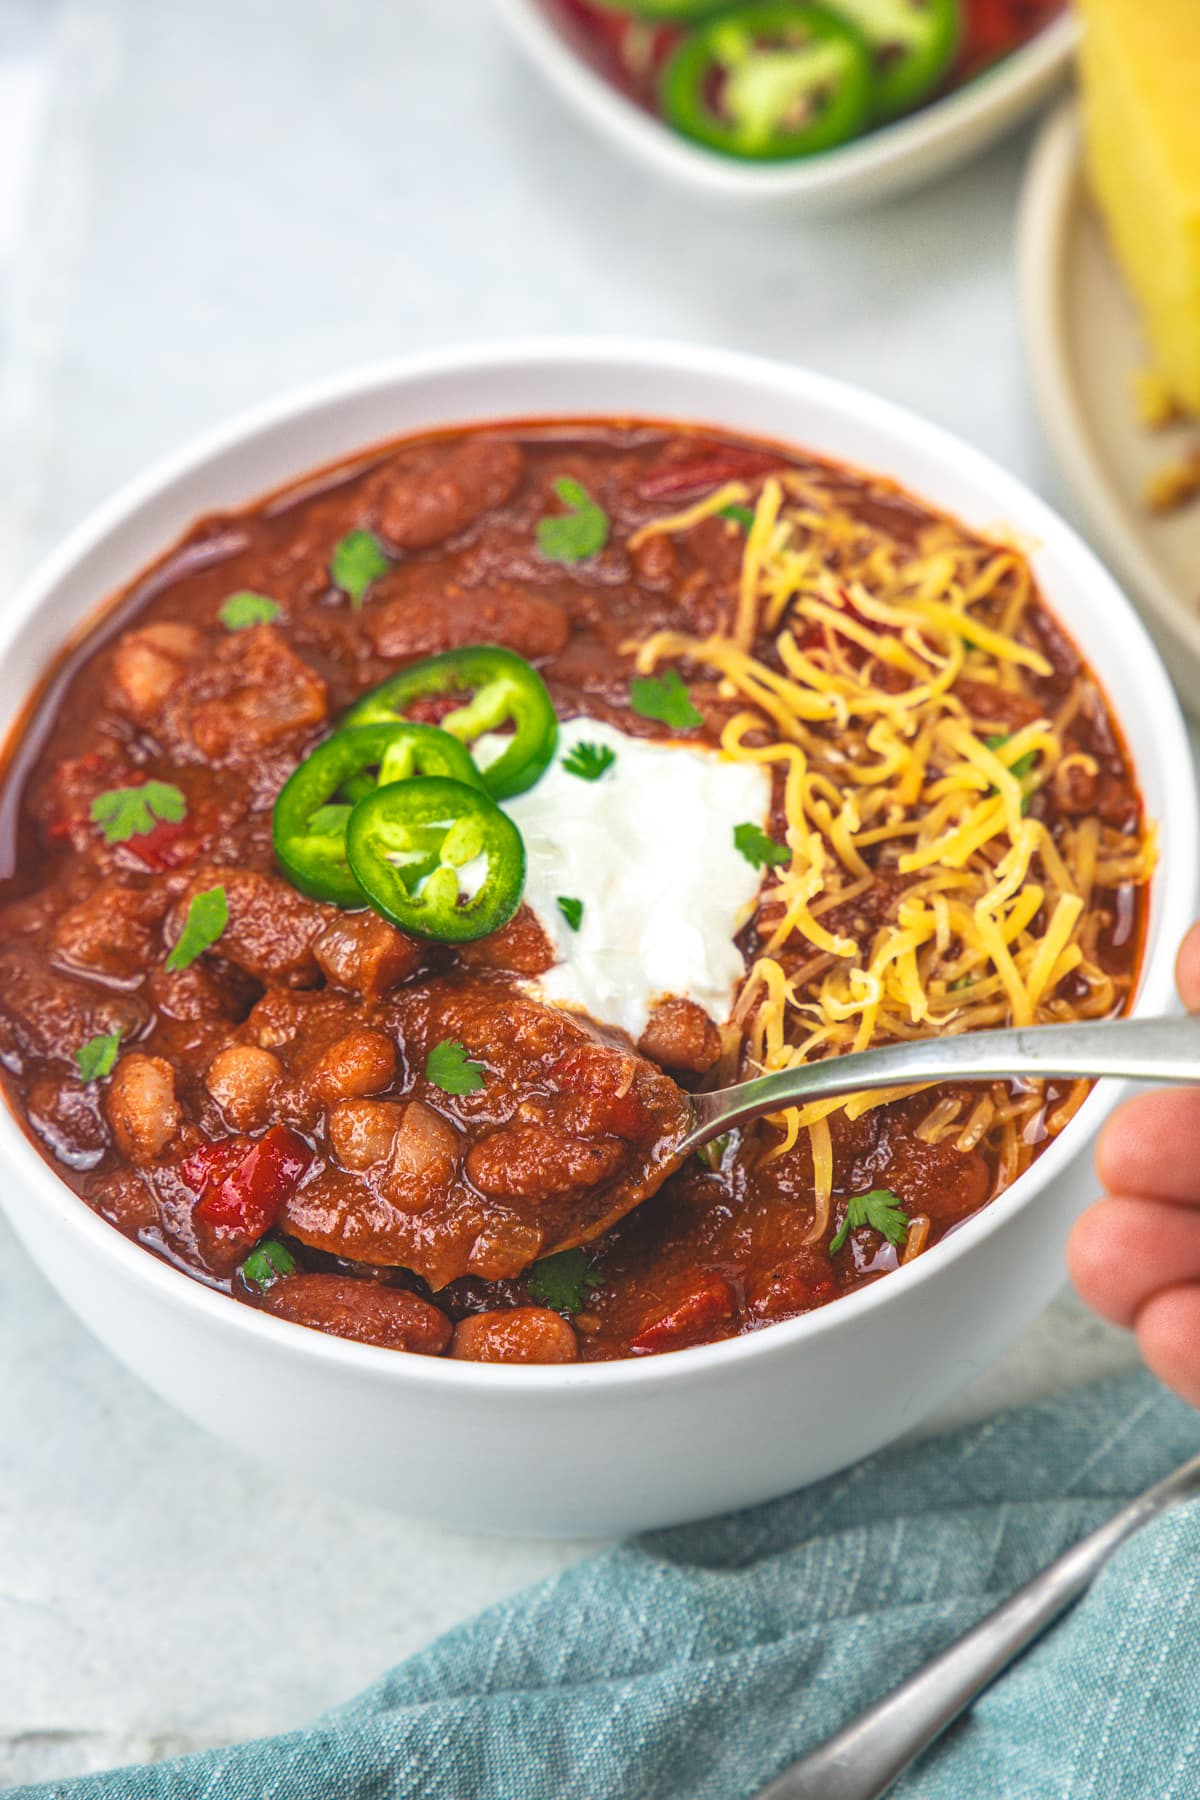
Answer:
[1077,0,1200,412]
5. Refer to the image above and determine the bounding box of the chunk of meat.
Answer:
[465,1126,624,1202]
[367,581,569,662]
[369,439,524,551]
[0,947,148,1070]
[746,1252,837,1322]
[455,905,556,977]
[313,911,426,1000]
[258,1274,451,1354]
[160,626,327,764]
[105,1055,181,1164]
[175,866,331,986]
[25,1072,109,1170]
[638,997,721,1075]
[107,622,205,724]
[52,880,170,980]
[307,1029,397,1102]
[450,1307,578,1364]
[205,1045,283,1132]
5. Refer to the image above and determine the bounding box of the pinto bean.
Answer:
[450,1307,579,1364]
[105,1054,181,1164]
[205,1045,282,1131]
[310,1029,397,1103]
[637,997,721,1074]
[328,1098,404,1170]
[370,439,524,551]
[367,583,569,662]
[259,1273,452,1354]
[465,1126,624,1200]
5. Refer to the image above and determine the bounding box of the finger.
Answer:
[1096,1089,1200,1204]
[1068,1197,1200,1330]
[1135,1284,1200,1410]
[1176,920,1200,1013]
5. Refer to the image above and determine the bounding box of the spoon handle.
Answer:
[753,1450,1200,1800]
[683,1012,1200,1152]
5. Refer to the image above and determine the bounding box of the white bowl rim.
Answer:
[0,334,1192,1397]
[495,0,1078,201]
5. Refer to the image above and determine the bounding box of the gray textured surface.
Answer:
[0,0,1155,1785]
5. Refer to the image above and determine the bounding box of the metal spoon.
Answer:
[553,1013,1200,1253]
[678,1012,1200,1159]
[753,1445,1200,1799]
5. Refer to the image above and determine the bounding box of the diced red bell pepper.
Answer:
[186,1125,312,1242]
[119,816,201,871]
[638,452,780,505]
[630,1272,737,1354]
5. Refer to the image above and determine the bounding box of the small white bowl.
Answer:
[0,340,1193,1537]
[495,0,1077,207]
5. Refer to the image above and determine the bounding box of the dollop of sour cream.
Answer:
[488,717,772,1042]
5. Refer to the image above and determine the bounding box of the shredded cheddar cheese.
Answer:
[628,462,1157,1235]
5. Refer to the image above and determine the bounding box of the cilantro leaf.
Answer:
[557,895,584,932]
[733,821,790,870]
[241,1239,297,1293]
[720,503,756,530]
[527,1248,602,1314]
[218,590,280,631]
[75,1030,122,1082]
[90,781,187,845]
[330,530,391,608]
[629,668,702,731]
[536,477,610,564]
[561,740,616,782]
[830,1188,909,1256]
[425,1038,486,1096]
[165,885,228,972]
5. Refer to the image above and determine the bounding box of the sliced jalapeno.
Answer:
[342,645,558,801]
[591,0,724,16]
[345,777,526,944]
[272,723,483,906]
[825,0,961,119]
[660,2,873,160]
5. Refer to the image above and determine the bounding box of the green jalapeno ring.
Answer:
[659,2,874,162]
[825,0,961,120]
[342,645,558,802]
[589,0,724,16]
[345,777,526,944]
[272,722,483,906]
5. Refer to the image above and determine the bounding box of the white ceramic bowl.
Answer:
[1,340,1193,1537]
[495,0,1077,207]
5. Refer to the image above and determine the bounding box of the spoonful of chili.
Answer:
[545,1011,1200,1258]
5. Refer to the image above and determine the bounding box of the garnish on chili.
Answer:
[343,645,558,800]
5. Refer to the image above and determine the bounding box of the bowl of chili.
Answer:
[496,0,1076,205]
[0,339,1191,1536]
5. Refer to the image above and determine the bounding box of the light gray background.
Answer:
[0,0,1162,1785]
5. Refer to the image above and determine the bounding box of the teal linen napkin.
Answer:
[10,1369,1200,1800]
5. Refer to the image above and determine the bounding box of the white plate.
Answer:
[496,0,1076,207]
[1019,100,1200,718]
